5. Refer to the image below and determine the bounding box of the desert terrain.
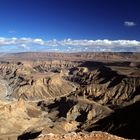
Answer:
[0,52,139,140]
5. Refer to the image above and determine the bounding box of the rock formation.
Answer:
[0,52,139,140]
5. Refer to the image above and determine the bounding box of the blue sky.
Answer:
[0,0,140,52]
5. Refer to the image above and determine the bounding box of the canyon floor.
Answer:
[0,52,139,140]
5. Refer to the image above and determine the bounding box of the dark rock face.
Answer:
[86,101,140,139]
[18,131,42,140]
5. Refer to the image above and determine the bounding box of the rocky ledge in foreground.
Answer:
[34,132,127,140]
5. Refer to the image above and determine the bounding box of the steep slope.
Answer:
[0,99,45,135]
[11,73,76,100]
[0,61,77,100]
[86,101,140,139]
[67,65,140,108]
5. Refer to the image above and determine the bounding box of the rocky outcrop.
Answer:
[35,132,127,140]
[0,99,44,134]
[85,101,140,139]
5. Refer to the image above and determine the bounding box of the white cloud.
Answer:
[0,37,140,52]
[34,38,45,45]
[124,21,136,27]
[18,44,30,50]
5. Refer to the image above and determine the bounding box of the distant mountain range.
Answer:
[0,52,140,62]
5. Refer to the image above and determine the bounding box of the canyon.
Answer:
[0,52,139,140]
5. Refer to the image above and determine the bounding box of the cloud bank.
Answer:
[124,21,136,27]
[0,37,140,52]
